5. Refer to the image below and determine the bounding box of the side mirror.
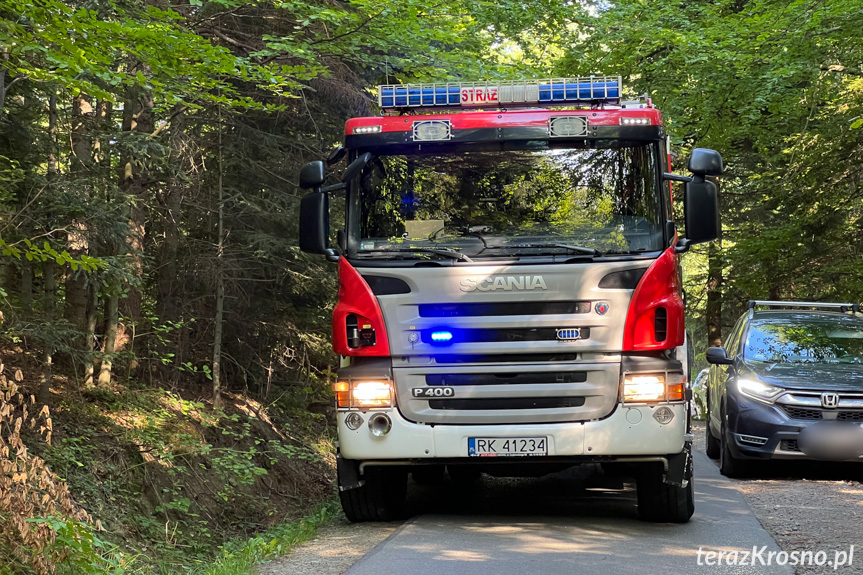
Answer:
[299,161,326,190]
[342,152,373,183]
[683,178,720,244]
[688,148,724,177]
[327,146,347,166]
[299,192,329,254]
[705,347,734,365]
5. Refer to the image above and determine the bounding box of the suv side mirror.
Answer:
[688,148,724,177]
[299,192,329,254]
[683,178,720,244]
[705,347,734,365]
[299,161,326,190]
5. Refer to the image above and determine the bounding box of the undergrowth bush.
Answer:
[0,367,106,574]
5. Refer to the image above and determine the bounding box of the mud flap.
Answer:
[664,441,692,487]
[337,455,364,491]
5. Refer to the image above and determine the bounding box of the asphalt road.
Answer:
[344,451,793,575]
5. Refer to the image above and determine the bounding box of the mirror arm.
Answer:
[324,249,340,262]
[320,183,347,194]
[663,172,694,183]
[674,238,691,254]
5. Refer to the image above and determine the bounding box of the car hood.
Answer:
[741,359,863,392]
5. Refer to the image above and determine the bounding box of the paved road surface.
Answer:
[345,451,792,575]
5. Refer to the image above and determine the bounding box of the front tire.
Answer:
[340,466,408,522]
[719,417,750,478]
[705,408,721,459]
[636,461,694,523]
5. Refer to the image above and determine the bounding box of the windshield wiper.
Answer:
[358,248,473,262]
[479,243,600,256]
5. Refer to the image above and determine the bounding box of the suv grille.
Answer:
[781,439,801,452]
[779,405,863,421]
[780,405,822,420]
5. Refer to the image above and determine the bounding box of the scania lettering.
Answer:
[459,275,548,292]
[297,77,723,523]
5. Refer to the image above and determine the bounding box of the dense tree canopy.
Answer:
[1,0,862,570]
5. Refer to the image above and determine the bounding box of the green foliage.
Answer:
[195,500,340,575]
[34,518,134,575]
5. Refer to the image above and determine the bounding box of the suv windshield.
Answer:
[353,141,663,260]
[744,319,863,364]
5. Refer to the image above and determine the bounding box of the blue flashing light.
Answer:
[430,331,453,342]
[378,76,622,110]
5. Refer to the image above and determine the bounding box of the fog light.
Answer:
[653,406,674,424]
[368,413,392,437]
[345,412,364,430]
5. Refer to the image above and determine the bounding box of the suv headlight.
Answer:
[736,378,784,403]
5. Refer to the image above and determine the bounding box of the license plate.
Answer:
[468,437,548,457]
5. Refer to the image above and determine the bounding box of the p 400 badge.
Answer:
[412,387,455,398]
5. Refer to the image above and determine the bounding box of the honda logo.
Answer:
[820,393,840,409]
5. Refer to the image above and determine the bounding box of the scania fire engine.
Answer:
[298,77,723,523]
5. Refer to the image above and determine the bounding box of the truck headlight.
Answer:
[333,380,393,409]
[623,373,685,403]
[736,379,784,403]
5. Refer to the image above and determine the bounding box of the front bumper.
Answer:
[337,402,686,460]
[727,393,863,461]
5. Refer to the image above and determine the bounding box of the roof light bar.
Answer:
[378,76,622,110]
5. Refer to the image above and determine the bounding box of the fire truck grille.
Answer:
[426,372,587,385]
[395,363,620,424]
[418,301,590,317]
[428,397,586,410]
[421,327,590,344]
[430,353,580,364]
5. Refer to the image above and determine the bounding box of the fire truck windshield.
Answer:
[353,141,664,260]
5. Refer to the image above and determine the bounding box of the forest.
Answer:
[1,0,861,573]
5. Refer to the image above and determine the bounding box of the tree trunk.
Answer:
[38,261,56,405]
[20,261,32,317]
[65,94,93,332]
[98,293,119,387]
[212,112,225,408]
[706,177,723,348]
[120,86,154,331]
[83,284,99,389]
[706,240,723,347]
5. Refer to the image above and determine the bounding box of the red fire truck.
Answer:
[298,77,723,523]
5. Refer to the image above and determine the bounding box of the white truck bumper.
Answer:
[337,403,686,460]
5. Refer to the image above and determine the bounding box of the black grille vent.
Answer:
[781,439,802,452]
[419,301,590,317]
[780,405,822,420]
[598,268,647,289]
[422,327,590,344]
[432,353,579,364]
[363,275,411,295]
[425,372,587,386]
[654,307,667,341]
[837,410,863,421]
[428,397,586,410]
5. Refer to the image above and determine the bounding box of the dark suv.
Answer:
[705,300,863,477]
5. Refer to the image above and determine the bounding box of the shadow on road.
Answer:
[405,464,641,520]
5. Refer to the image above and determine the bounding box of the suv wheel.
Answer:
[719,416,749,478]
[705,405,720,459]
[340,466,408,522]
[636,459,694,523]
